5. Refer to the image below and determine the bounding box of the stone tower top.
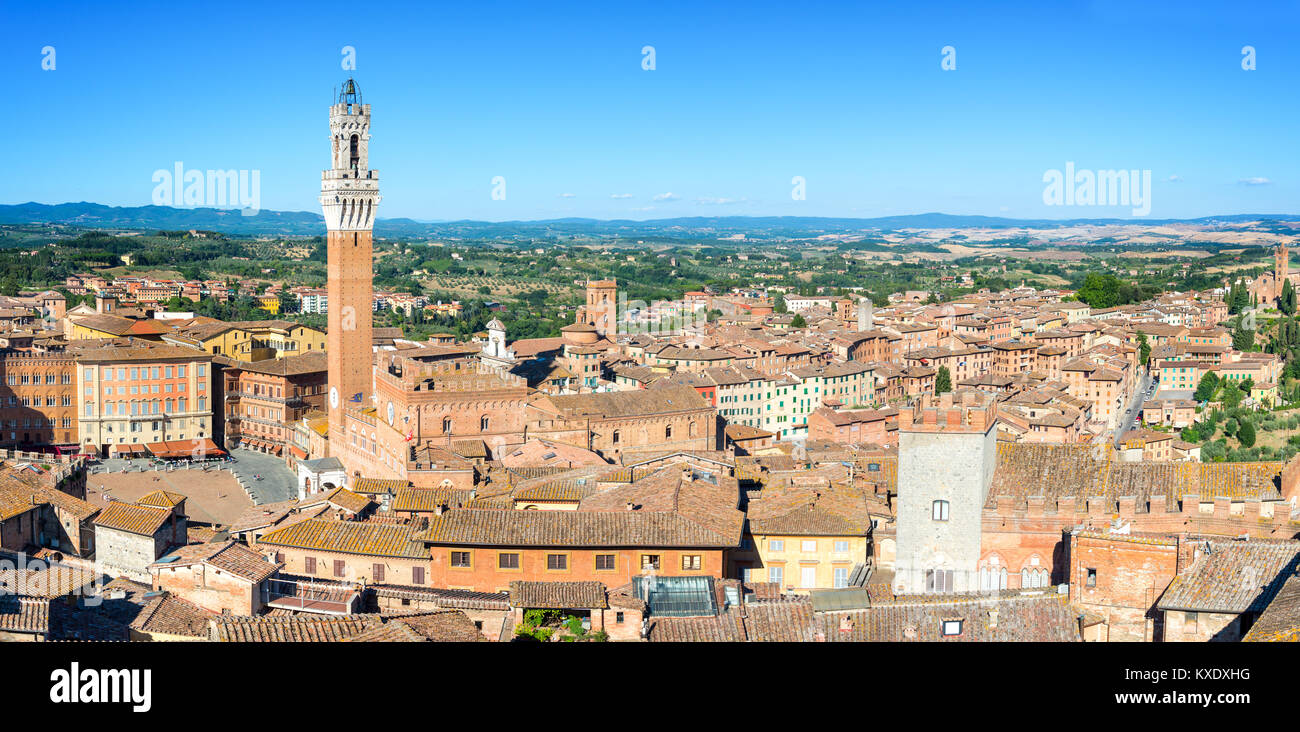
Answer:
[898,390,998,434]
[320,78,380,232]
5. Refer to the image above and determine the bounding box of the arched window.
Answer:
[665,425,673,440]
[689,421,697,437]
[349,134,360,169]
[612,429,620,445]
[480,415,489,432]
[1021,568,1030,588]
[442,417,452,434]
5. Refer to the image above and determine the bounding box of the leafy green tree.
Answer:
[1237,420,1256,448]
[1193,372,1219,402]
[1223,418,1239,437]
[773,293,787,314]
[935,366,952,394]
[1283,279,1297,315]
[790,313,807,329]
[1076,273,1121,308]
[1233,318,1256,351]
[1136,331,1150,366]
[1223,385,1244,409]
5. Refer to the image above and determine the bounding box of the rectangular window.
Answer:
[800,566,817,588]
[681,555,702,571]
[769,539,785,552]
[412,567,425,585]
[498,552,520,570]
[801,540,817,553]
[546,554,567,571]
[932,500,950,521]
[834,540,849,553]
[372,563,385,583]
[1086,568,1097,587]
[942,620,963,636]
[833,567,849,588]
[304,557,316,574]
[450,551,472,568]
[595,554,616,571]
[769,566,784,586]
[333,560,345,577]
[641,554,661,571]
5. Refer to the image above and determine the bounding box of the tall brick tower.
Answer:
[893,391,998,596]
[319,79,380,448]
[581,279,618,337]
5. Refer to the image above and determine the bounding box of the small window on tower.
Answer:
[349,134,360,169]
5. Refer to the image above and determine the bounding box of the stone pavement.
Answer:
[88,468,250,527]
[222,448,299,504]
[87,447,299,512]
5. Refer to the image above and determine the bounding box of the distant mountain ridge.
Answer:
[1,202,1297,239]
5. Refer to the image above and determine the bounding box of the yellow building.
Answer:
[66,313,172,342]
[1252,381,1278,407]
[740,478,873,592]
[163,320,326,362]
[231,320,327,359]
[257,295,281,314]
[163,322,254,359]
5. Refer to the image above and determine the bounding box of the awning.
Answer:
[112,444,147,456]
[289,446,308,461]
[146,439,226,459]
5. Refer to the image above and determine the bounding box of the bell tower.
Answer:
[319,78,381,449]
[1276,242,1289,304]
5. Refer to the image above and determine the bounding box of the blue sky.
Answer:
[4,0,1298,221]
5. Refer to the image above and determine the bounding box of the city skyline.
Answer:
[5,0,1299,221]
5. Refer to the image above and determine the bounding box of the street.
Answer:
[1113,370,1157,446]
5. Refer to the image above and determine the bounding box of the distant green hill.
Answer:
[1,202,1297,239]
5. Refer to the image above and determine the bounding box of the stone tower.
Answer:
[319,78,381,447]
[857,296,872,331]
[893,391,998,596]
[582,279,618,337]
[1276,242,1289,303]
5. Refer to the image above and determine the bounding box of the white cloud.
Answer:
[609,193,633,199]
[1167,174,1182,182]
[652,192,680,201]
[1239,177,1273,186]
[696,196,747,205]
[558,192,576,198]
